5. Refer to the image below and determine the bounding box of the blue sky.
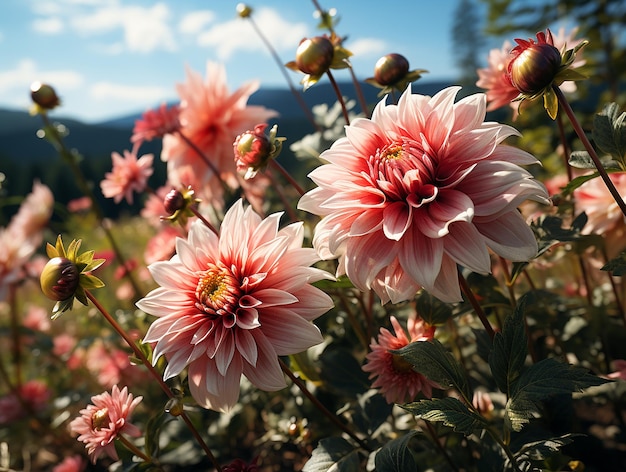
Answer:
[1,0,469,123]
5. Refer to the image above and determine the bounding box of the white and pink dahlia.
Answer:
[136,200,334,412]
[298,86,549,304]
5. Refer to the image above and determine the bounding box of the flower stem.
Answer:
[118,434,153,464]
[269,159,306,197]
[189,206,219,236]
[244,15,321,132]
[485,424,523,472]
[423,420,460,472]
[85,290,222,472]
[279,358,371,451]
[458,272,495,340]
[553,85,626,219]
[326,70,350,125]
[38,114,142,298]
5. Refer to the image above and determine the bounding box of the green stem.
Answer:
[553,85,626,219]
[245,15,321,132]
[38,114,142,297]
[326,70,350,125]
[269,158,306,197]
[485,424,522,472]
[85,290,222,472]
[279,358,371,451]
[118,434,153,464]
[423,420,460,472]
[458,272,495,340]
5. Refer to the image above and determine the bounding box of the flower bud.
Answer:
[236,3,253,18]
[295,36,334,76]
[374,53,410,86]
[163,188,185,216]
[508,42,562,94]
[234,124,272,171]
[40,257,79,301]
[30,82,61,110]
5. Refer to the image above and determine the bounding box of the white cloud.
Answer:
[90,81,170,102]
[32,17,64,34]
[70,2,177,53]
[196,7,309,60]
[347,38,387,58]
[0,59,84,93]
[179,10,215,35]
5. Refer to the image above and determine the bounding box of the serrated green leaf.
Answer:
[506,358,609,431]
[593,102,626,161]
[489,293,529,396]
[302,437,362,472]
[393,339,471,400]
[601,250,626,276]
[403,397,487,435]
[352,391,393,436]
[515,433,578,463]
[414,291,453,325]
[374,432,419,472]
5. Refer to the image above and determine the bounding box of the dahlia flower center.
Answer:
[195,265,241,315]
[381,144,404,161]
[391,353,414,373]
[91,408,110,431]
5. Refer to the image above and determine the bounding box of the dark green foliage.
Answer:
[403,397,487,435]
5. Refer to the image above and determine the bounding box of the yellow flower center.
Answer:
[91,408,110,431]
[197,272,226,305]
[195,265,240,315]
[381,144,404,161]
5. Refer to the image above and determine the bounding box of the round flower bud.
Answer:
[234,124,272,171]
[374,53,410,86]
[295,36,334,76]
[40,257,79,301]
[236,3,253,18]
[30,82,61,110]
[163,188,185,216]
[508,42,562,94]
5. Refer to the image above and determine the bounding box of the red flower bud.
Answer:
[508,36,562,94]
[295,36,334,76]
[40,257,79,301]
[374,53,410,86]
[30,82,61,110]
[163,188,186,216]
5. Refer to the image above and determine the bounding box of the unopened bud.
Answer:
[374,53,410,86]
[163,188,185,216]
[295,36,334,76]
[30,82,61,110]
[236,3,253,18]
[508,41,562,94]
[40,257,79,301]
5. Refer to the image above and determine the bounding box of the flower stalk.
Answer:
[85,290,222,472]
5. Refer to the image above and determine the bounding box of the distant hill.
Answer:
[0,79,453,220]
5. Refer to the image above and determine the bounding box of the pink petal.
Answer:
[241,330,286,391]
[383,201,412,241]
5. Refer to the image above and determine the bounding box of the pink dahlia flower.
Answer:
[52,455,87,472]
[131,102,180,146]
[100,149,154,204]
[69,385,142,463]
[136,199,334,412]
[161,62,277,210]
[362,316,438,404]
[298,86,549,304]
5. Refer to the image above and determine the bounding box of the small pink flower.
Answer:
[362,316,438,404]
[607,360,626,380]
[131,102,180,145]
[53,333,78,358]
[223,458,260,472]
[144,225,180,264]
[52,455,87,472]
[136,199,334,412]
[10,180,54,238]
[476,40,520,117]
[67,196,92,213]
[575,173,626,259]
[161,62,277,210]
[69,385,143,463]
[299,86,549,304]
[100,149,154,204]
[23,305,51,332]
[0,379,51,424]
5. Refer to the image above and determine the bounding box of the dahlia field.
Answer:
[2,2,626,471]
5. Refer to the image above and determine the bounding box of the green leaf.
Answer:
[402,397,487,435]
[515,433,578,463]
[319,346,370,396]
[302,437,362,472]
[489,293,529,396]
[393,339,472,400]
[568,151,594,169]
[559,172,600,197]
[601,250,626,276]
[351,391,393,436]
[506,358,609,431]
[593,102,626,162]
[414,291,453,325]
[543,88,558,120]
[374,432,419,472]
